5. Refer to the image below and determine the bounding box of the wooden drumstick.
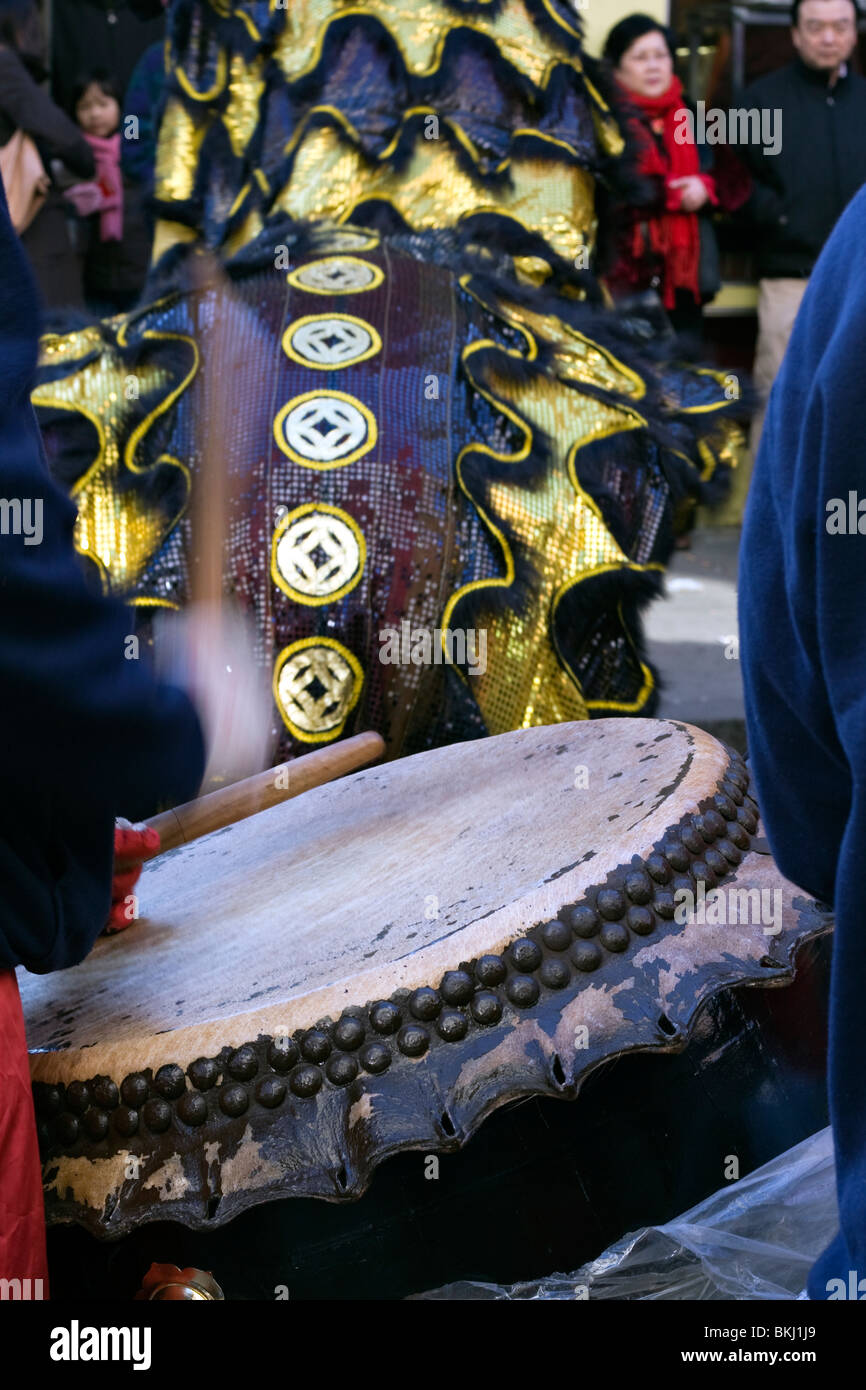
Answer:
[145,731,385,856]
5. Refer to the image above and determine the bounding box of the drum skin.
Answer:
[20,719,832,1238]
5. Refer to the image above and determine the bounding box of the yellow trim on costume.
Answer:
[674,365,739,415]
[229,182,252,218]
[439,333,537,638]
[234,6,261,41]
[326,227,381,252]
[175,48,228,102]
[272,636,364,743]
[271,502,367,606]
[441,344,660,720]
[282,104,356,160]
[280,102,588,174]
[697,439,717,482]
[480,292,647,401]
[585,593,656,713]
[151,219,198,263]
[281,313,382,370]
[128,596,182,610]
[458,276,539,362]
[287,256,385,294]
[555,425,658,714]
[273,389,378,469]
[551,561,659,715]
[116,326,199,489]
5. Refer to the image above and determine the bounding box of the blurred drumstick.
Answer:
[146,731,385,856]
[189,250,230,610]
[156,252,275,789]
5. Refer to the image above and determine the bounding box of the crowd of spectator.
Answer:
[0,0,164,312]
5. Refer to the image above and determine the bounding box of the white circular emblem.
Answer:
[285,316,379,369]
[274,507,364,604]
[273,639,363,741]
[288,257,383,295]
[274,391,376,468]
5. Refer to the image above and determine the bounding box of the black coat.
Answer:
[0,44,95,309]
[740,58,866,278]
[0,180,205,973]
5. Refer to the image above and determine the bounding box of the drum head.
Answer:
[21,720,830,1234]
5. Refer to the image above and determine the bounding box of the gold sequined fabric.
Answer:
[152,0,621,274]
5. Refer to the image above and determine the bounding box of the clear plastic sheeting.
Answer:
[414,1128,837,1300]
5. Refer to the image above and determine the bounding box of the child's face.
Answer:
[76,84,120,139]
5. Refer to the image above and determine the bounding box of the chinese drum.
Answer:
[21,720,832,1296]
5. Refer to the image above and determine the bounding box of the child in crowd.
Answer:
[64,71,151,315]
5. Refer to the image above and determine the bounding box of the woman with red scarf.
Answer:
[602,14,749,338]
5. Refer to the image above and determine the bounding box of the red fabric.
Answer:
[612,77,708,308]
[0,969,48,1298]
[107,821,160,932]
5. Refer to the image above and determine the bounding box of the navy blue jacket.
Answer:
[0,183,204,974]
[739,185,866,1299]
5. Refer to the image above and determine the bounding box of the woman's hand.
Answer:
[668,175,710,212]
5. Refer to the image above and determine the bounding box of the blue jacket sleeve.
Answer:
[738,184,866,1296]
[0,181,205,971]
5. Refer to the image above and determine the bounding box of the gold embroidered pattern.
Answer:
[273,637,364,742]
[272,503,366,605]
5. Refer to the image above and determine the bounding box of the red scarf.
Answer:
[621,76,701,307]
[84,132,123,243]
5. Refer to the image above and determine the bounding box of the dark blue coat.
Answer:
[739,184,866,1299]
[0,184,204,974]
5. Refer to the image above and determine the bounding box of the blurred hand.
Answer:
[63,181,105,217]
[669,175,710,213]
[154,602,274,793]
[105,819,161,933]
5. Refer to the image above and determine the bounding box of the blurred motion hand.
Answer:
[668,175,710,212]
[154,602,274,793]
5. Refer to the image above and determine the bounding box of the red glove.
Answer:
[106,820,160,933]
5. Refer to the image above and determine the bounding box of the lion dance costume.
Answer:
[33,0,743,762]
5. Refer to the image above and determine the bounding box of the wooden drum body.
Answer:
[21,720,832,1248]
